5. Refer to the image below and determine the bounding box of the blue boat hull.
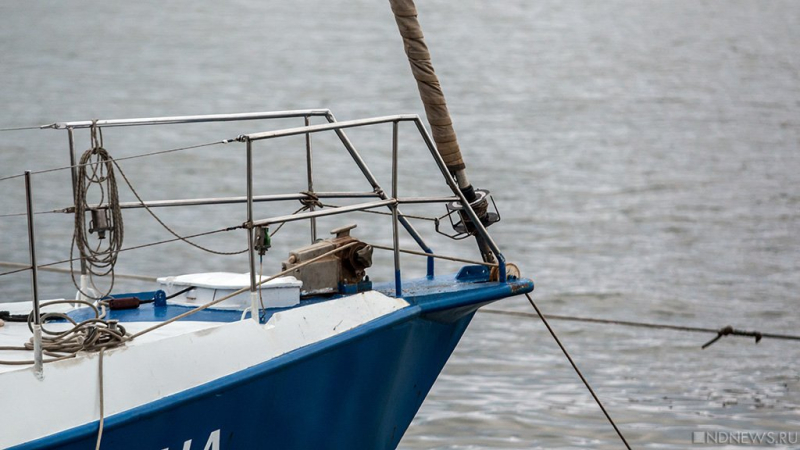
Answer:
[15,272,533,450]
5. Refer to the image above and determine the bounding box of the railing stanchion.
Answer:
[391,121,402,297]
[246,139,259,322]
[67,128,89,300]
[305,115,317,243]
[24,171,44,379]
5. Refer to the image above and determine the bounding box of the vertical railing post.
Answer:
[305,115,317,243]
[24,171,44,379]
[324,112,436,262]
[67,128,89,301]
[391,122,402,298]
[246,139,259,322]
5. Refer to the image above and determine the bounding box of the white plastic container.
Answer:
[157,272,302,309]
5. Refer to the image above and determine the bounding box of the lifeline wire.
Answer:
[0,209,63,218]
[0,226,242,279]
[525,293,632,449]
[0,125,44,131]
[0,261,156,282]
[0,139,230,184]
[0,173,25,183]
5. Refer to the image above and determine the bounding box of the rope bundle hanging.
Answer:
[69,124,246,299]
[71,123,124,299]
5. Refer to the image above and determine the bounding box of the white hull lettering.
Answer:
[161,429,220,450]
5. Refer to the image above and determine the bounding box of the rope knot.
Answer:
[299,191,322,209]
[702,325,735,349]
[90,119,104,150]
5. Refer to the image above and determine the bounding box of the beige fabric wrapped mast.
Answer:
[389,0,465,173]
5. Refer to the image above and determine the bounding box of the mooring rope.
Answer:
[524,293,632,449]
[480,308,800,348]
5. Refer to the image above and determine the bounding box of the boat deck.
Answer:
[58,265,531,325]
[0,267,532,373]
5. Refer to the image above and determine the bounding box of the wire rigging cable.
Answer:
[0,225,242,280]
[0,139,229,185]
[0,125,43,132]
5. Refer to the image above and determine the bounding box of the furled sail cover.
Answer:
[389,0,465,173]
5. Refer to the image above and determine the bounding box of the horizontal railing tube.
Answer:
[49,110,333,130]
[39,110,506,282]
[250,199,396,228]
[79,192,380,212]
[242,115,419,141]
[397,196,458,204]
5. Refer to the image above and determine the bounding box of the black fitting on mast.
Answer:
[389,0,500,262]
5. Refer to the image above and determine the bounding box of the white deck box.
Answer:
[157,272,302,309]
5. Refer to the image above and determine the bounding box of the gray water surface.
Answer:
[1,1,798,448]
